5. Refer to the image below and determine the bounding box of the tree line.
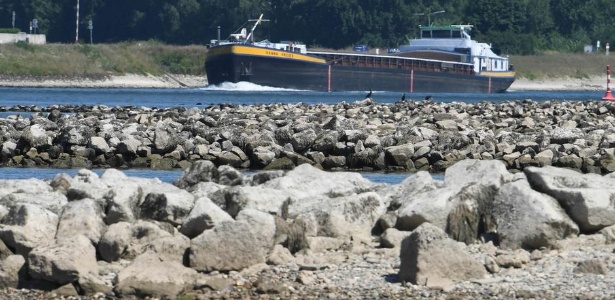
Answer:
[1,0,614,55]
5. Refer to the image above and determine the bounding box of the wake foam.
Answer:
[201,81,300,91]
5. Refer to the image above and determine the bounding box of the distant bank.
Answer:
[0,41,609,91]
[0,74,208,89]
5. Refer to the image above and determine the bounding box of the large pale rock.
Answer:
[524,166,615,231]
[217,165,244,186]
[19,124,50,149]
[445,183,499,244]
[141,233,191,264]
[139,190,195,226]
[100,169,175,224]
[0,255,26,289]
[55,198,106,245]
[398,223,486,285]
[103,184,142,224]
[385,171,444,210]
[235,209,277,250]
[290,192,386,241]
[89,136,110,153]
[396,160,511,233]
[380,228,412,248]
[444,159,512,190]
[179,196,234,239]
[115,252,197,299]
[0,178,52,198]
[0,203,58,256]
[189,209,275,272]
[98,222,132,262]
[63,169,112,203]
[0,191,67,215]
[174,160,219,189]
[384,144,415,167]
[28,235,98,285]
[493,180,579,249]
[209,186,291,218]
[195,222,249,268]
[397,184,491,232]
[122,220,175,260]
[262,163,378,200]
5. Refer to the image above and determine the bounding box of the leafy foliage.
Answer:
[0,0,613,54]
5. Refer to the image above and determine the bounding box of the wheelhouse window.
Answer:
[422,29,463,39]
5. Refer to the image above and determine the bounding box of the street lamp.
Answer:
[414,10,445,26]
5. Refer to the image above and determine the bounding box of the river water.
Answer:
[0,83,603,184]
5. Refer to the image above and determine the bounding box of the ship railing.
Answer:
[310,52,474,75]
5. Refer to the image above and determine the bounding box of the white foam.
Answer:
[201,81,300,91]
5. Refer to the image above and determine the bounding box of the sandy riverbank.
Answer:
[508,75,606,91]
[0,74,607,91]
[0,74,208,89]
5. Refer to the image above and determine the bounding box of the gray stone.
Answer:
[398,223,486,285]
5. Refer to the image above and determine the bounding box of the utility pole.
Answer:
[12,11,15,28]
[75,0,80,43]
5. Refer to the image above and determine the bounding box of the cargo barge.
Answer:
[205,15,515,93]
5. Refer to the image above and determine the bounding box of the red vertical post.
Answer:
[410,69,414,93]
[327,65,331,92]
[603,65,615,101]
[488,77,492,94]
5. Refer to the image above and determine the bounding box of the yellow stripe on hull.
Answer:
[480,71,516,78]
[207,45,326,64]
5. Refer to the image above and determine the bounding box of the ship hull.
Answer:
[205,45,515,93]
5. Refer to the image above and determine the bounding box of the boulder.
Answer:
[189,209,275,272]
[0,191,67,215]
[385,144,415,167]
[262,163,378,199]
[179,196,234,239]
[493,180,579,249]
[209,186,291,218]
[27,235,98,285]
[98,222,132,262]
[398,223,486,286]
[114,252,197,299]
[385,171,444,210]
[0,178,52,198]
[174,160,219,189]
[524,166,615,232]
[444,159,512,190]
[139,190,195,226]
[0,255,26,289]
[289,192,386,241]
[55,198,106,245]
[0,203,59,256]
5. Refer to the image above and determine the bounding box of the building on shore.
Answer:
[0,32,46,45]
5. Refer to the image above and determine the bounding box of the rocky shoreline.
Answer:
[2,99,615,174]
[0,160,613,299]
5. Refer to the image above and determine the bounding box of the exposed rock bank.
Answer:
[0,160,613,299]
[2,99,615,174]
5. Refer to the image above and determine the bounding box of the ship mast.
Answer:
[245,14,269,43]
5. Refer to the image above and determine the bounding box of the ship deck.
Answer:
[307,51,477,76]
